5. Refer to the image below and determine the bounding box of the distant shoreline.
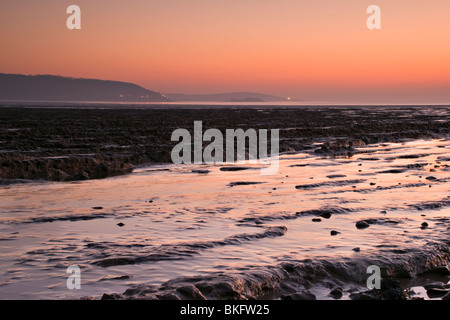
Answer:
[2,101,450,109]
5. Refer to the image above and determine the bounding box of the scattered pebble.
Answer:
[191,169,210,174]
[352,247,361,252]
[320,212,332,219]
[356,220,370,229]
[117,222,125,227]
[92,207,103,210]
[330,230,340,236]
[420,222,429,229]
[329,287,343,299]
[312,218,322,222]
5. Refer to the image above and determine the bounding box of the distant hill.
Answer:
[0,73,169,102]
[166,92,289,102]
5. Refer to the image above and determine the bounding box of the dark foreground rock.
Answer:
[350,279,407,300]
[96,242,450,300]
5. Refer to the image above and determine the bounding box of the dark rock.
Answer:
[281,263,296,273]
[351,279,406,300]
[370,182,376,186]
[101,293,122,300]
[424,266,450,275]
[208,282,241,299]
[312,218,322,222]
[123,284,158,297]
[327,174,346,179]
[378,169,407,174]
[117,222,125,227]
[349,292,379,300]
[398,154,430,159]
[425,176,437,181]
[381,278,401,291]
[73,171,90,180]
[220,167,252,172]
[329,287,343,299]
[380,279,407,300]
[176,285,207,300]
[228,181,264,187]
[47,168,70,181]
[330,230,340,236]
[426,288,449,298]
[92,207,103,210]
[320,212,332,219]
[352,247,361,252]
[420,222,429,229]
[382,287,405,300]
[356,220,370,229]
[192,169,210,174]
[156,293,181,300]
[282,291,316,300]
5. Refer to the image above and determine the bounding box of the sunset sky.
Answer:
[1,0,450,103]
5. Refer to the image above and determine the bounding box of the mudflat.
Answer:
[0,104,448,182]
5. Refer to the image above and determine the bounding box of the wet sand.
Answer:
[0,104,449,300]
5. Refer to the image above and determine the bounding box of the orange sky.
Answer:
[1,0,450,103]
